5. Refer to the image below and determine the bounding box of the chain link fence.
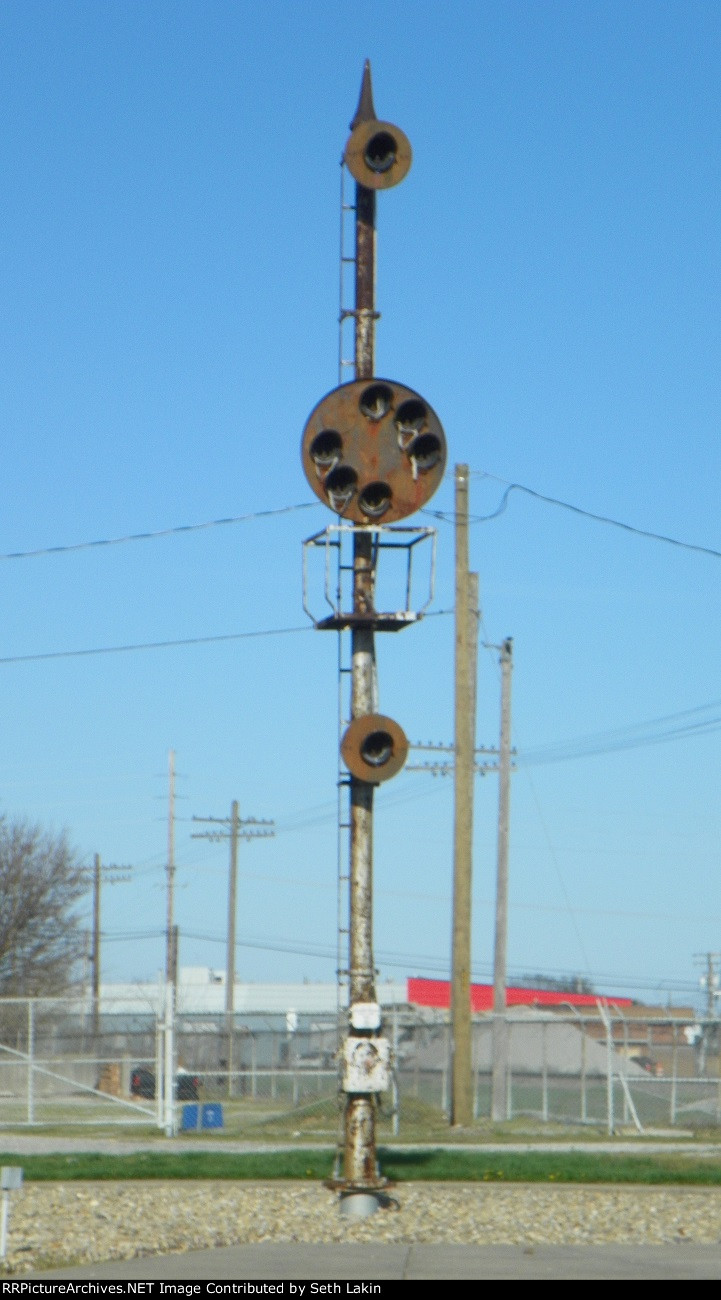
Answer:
[0,992,716,1134]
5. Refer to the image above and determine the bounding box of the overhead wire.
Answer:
[518,699,721,766]
[0,502,318,562]
[0,624,314,664]
[425,470,721,559]
[5,479,717,996]
[99,926,699,996]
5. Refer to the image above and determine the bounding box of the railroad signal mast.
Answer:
[301,63,447,1215]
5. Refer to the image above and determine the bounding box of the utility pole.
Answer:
[697,953,721,1018]
[192,803,274,1092]
[90,854,132,1039]
[694,951,721,1075]
[165,749,177,987]
[491,637,513,1122]
[451,464,478,1126]
[92,853,101,1037]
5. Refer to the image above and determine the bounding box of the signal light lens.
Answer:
[395,400,427,443]
[325,465,358,511]
[360,730,394,767]
[359,384,393,421]
[406,432,442,473]
[359,481,392,518]
[310,430,342,470]
[364,131,397,174]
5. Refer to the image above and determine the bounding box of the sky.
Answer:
[1,0,720,1011]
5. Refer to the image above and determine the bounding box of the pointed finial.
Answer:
[350,59,377,130]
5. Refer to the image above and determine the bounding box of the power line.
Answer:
[0,624,313,664]
[519,698,721,766]
[100,926,699,995]
[0,612,451,667]
[0,502,318,563]
[425,471,721,560]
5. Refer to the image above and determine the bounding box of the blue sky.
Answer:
[1,0,720,1009]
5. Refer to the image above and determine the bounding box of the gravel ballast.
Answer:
[4,1181,721,1274]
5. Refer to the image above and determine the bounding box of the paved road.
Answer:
[0,1134,718,1155]
[28,1241,721,1280]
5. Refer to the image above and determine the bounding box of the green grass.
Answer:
[3,1147,721,1185]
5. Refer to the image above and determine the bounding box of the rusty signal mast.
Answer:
[301,62,447,1216]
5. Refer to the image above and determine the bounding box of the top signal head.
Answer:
[344,118,412,190]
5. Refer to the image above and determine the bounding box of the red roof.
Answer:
[407,976,633,1010]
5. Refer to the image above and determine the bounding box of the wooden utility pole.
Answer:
[226,801,240,1018]
[165,750,176,987]
[450,463,479,1126]
[90,854,132,1039]
[491,637,513,1121]
[92,853,101,1038]
[191,804,274,1092]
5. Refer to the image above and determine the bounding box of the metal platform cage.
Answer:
[302,524,437,631]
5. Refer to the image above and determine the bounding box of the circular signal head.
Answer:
[301,379,446,523]
[340,714,409,784]
[343,119,412,190]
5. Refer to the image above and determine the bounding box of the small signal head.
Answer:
[344,119,412,190]
[340,714,409,784]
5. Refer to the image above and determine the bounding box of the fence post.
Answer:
[621,1012,629,1125]
[163,980,175,1137]
[391,1005,400,1136]
[670,1022,678,1125]
[580,1016,588,1124]
[541,1019,548,1122]
[473,1047,480,1120]
[599,1000,615,1136]
[506,1021,512,1120]
[26,1000,35,1125]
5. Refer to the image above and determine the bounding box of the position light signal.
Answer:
[340,713,409,783]
[343,118,412,190]
[301,379,446,523]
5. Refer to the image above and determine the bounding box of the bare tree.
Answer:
[0,818,86,994]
